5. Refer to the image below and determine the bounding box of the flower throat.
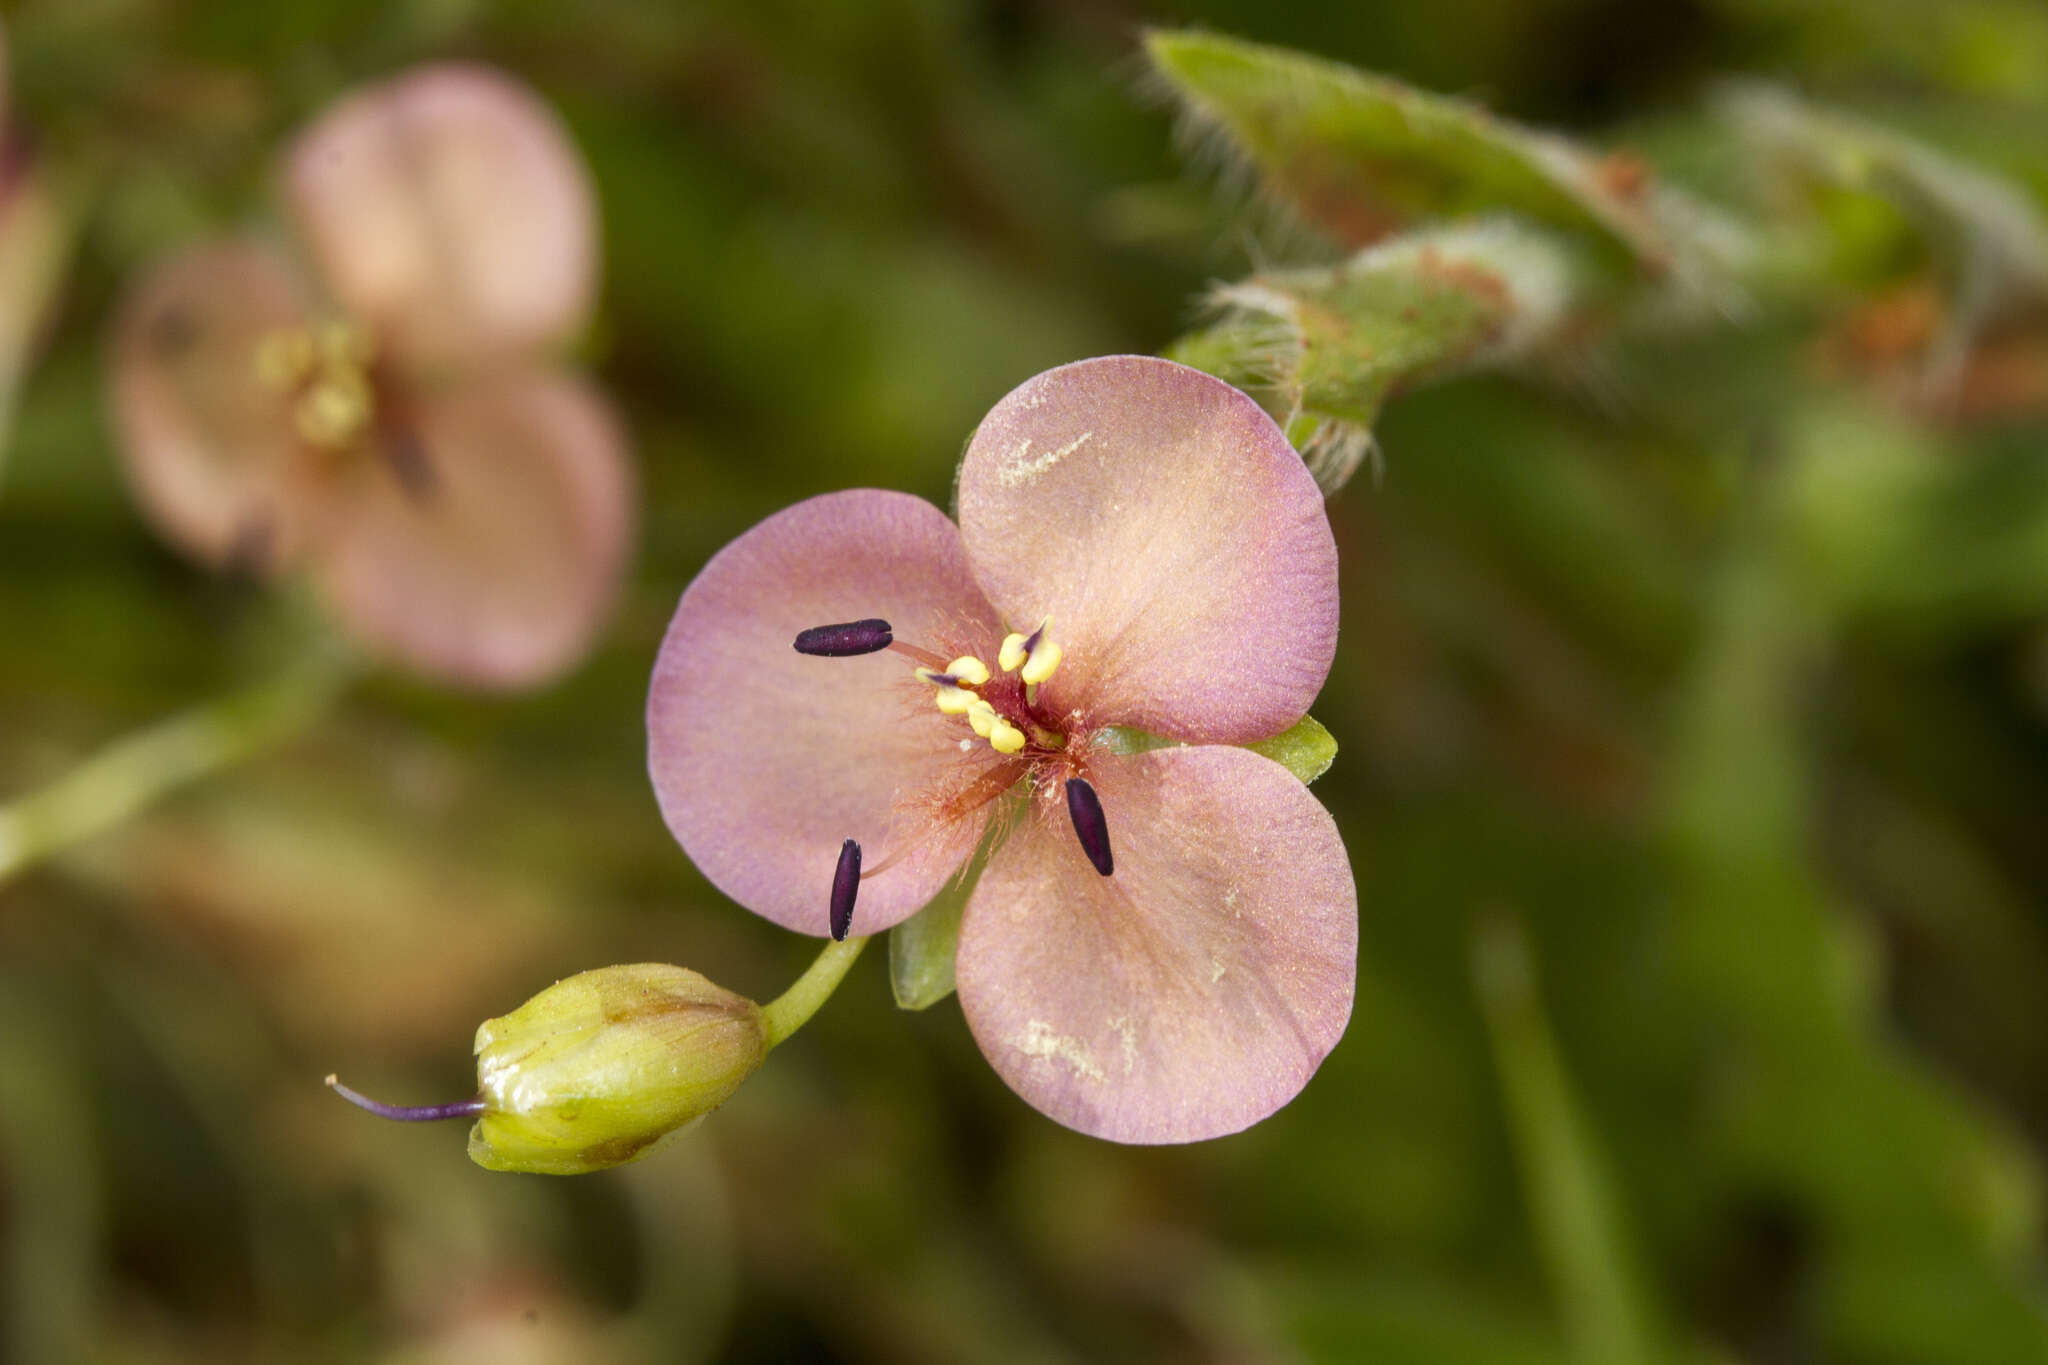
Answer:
[792,613,1112,937]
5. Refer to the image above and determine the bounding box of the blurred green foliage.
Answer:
[4,0,2048,1362]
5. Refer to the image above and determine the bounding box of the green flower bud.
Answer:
[468,963,768,1175]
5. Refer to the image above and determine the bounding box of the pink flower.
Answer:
[1,21,71,457]
[648,355,1356,1143]
[109,65,632,688]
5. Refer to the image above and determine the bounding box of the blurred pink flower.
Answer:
[110,64,631,688]
[649,355,1356,1143]
[1,20,73,467]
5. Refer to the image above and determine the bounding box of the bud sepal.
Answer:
[468,963,768,1175]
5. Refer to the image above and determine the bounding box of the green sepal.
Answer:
[889,877,970,1012]
[1094,714,1338,787]
[1247,714,1340,784]
[887,830,997,1012]
[1167,223,1586,490]
[468,964,768,1175]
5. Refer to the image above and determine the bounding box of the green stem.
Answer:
[0,647,360,887]
[760,935,869,1049]
[1473,912,1661,1365]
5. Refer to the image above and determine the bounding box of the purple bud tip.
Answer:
[793,619,894,657]
[1065,778,1114,877]
[830,839,862,940]
[326,1074,487,1123]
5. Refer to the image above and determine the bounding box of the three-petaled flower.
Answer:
[649,355,1357,1143]
[110,64,632,687]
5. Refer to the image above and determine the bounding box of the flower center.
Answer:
[253,320,439,499]
[910,616,1066,758]
[254,321,380,452]
[790,612,1112,934]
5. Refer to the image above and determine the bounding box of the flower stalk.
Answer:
[0,644,360,886]
[761,934,870,1049]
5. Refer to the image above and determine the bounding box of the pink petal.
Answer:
[956,356,1338,743]
[283,64,597,371]
[108,240,322,573]
[956,744,1356,1143]
[312,368,632,687]
[648,491,1008,937]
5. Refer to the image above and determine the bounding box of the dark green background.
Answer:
[3,0,2047,1360]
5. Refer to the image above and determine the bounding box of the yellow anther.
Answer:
[252,327,316,390]
[317,320,375,369]
[1000,617,1060,684]
[999,618,1063,686]
[987,718,1026,754]
[964,699,999,739]
[947,656,991,687]
[1019,637,1063,686]
[294,372,373,450]
[934,686,977,715]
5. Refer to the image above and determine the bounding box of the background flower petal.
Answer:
[312,368,632,688]
[648,490,1005,937]
[957,744,1357,1143]
[283,63,597,372]
[956,355,1339,744]
[109,239,322,573]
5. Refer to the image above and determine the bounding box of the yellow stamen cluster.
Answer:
[969,700,1027,754]
[999,617,1062,686]
[252,321,378,452]
[914,654,1024,753]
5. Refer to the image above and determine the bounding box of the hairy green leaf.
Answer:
[1721,83,2048,378]
[1145,29,1671,274]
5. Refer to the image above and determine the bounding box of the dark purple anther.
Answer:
[793,619,894,657]
[223,511,277,579]
[830,838,862,940]
[1065,778,1113,877]
[326,1074,487,1122]
[382,428,439,500]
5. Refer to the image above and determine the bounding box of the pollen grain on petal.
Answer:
[1015,1019,1107,1083]
[998,430,1092,488]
